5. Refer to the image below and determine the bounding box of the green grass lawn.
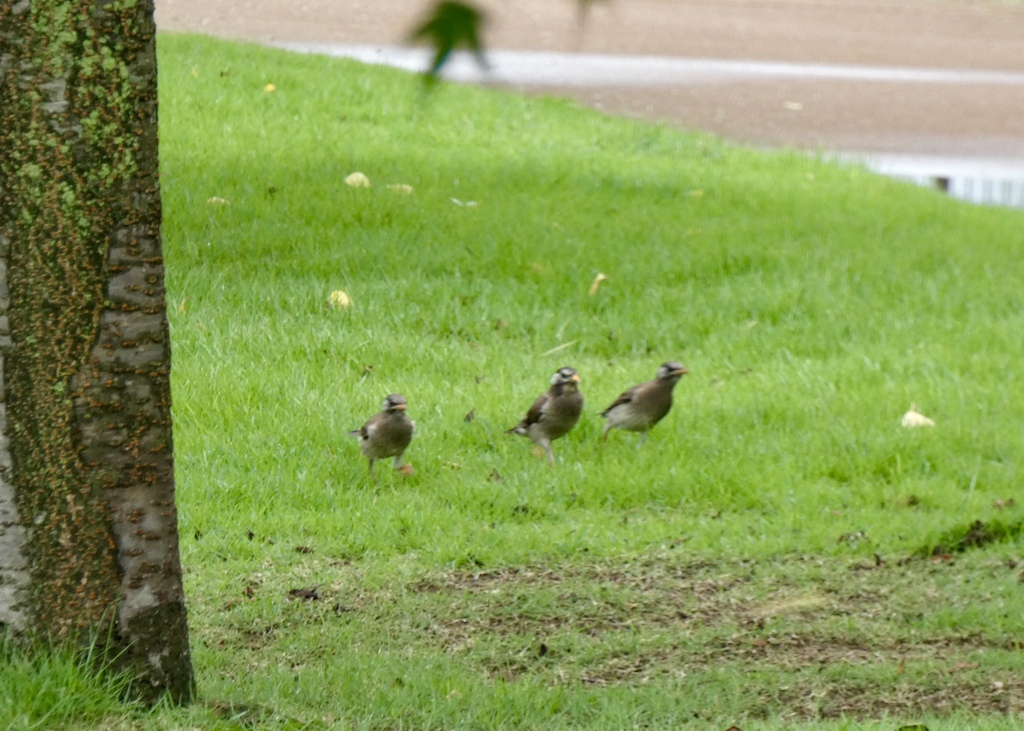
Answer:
[6,32,1024,730]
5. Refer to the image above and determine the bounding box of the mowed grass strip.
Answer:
[7,32,1024,730]
[160,36,1024,570]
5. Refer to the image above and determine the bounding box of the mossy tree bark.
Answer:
[0,0,193,704]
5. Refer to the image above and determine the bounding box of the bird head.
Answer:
[657,361,689,382]
[382,393,408,413]
[551,366,581,390]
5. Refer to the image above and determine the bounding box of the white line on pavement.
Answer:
[271,42,1024,88]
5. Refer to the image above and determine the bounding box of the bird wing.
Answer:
[523,391,551,426]
[601,384,641,417]
[356,416,378,441]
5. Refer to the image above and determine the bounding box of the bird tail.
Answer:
[506,424,526,436]
[348,429,361,438]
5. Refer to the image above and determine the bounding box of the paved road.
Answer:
[155,0,1024,190]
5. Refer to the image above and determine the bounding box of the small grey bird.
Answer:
[507,366,584,464]
[600,362,688,446]
[349,393,415,478]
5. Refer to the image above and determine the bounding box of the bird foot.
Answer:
[397,464,415,476]
[530,447,547,460]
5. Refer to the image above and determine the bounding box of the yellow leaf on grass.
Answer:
[345,172,371,188]
[327,290,351,309]
[901,404,935,428]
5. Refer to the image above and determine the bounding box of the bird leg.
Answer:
[601,425,611,443]
[636,432,648,450]
[368,458,377,481]
[540,439,555,465]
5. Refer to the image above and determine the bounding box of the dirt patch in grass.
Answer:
[196,552,1023,721]
[410,560,757,627]
[412,557,909,638]
[770,678,1024,719]
[407,554,1024,719]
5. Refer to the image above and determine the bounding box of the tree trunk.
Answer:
[0,0,193,704]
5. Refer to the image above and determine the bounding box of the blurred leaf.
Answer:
[344,171,372,188]
[408,1,487,77]
[327,290,351,309]
[900,403,935,428]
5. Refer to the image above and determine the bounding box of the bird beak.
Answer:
[570,373,581,383]
[393,403,407,411]
[673,368,689,376]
